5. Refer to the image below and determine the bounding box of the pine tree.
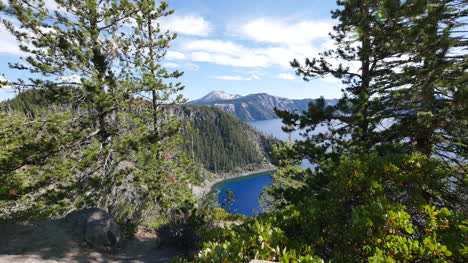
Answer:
[276,0,466,167]
[221,189,237,214]
[124,0,185,135]
[263,0,467,260]
[0,1,138,205]
[276,0,411,164]
[114,0,197,223]
[374,0,467,163]
[0,1,196,226]
[1,0,137,141]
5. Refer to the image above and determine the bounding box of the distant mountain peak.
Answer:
[190,90,242,104]
[188,91,338,121]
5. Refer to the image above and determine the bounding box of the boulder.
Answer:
[64,208,122,251]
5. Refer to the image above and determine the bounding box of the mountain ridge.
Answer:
[189,90,242,104]
[188,91,338,121]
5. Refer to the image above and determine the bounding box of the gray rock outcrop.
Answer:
[64,208,122,251]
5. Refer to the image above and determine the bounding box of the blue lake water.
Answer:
[247,118,304,141]
[213,119,318,216]
[214,171,274,216]
[213,118,399,215]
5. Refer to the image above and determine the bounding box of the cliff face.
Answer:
[188,91,338,121]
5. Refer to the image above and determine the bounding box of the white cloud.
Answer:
[320,39,336,51]
[161,15,212,37]
[212,72,261,81]
[43,0,60,11]
[212,75,252,81]
[0,24,24,56]
[190,50,270,68]
[183,40,268,67]
[163,62,180,68]
[183,40,245,56]
[322,76,341,83]
[57,74,81,83]
[166,51,186,60]
[162,62,200,71]
[178,40,279,68]
[259,45,318,68]
[154,17,335,69]
[240,18,333,45]
[251,74,260,80]
[175,39,320,68]
[276,73,296,80]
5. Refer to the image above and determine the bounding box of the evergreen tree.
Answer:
[114,0,196,224]
[129,1,466,261]
[276,0,411,164]
[0,1,137,208]
[1,0,136,143]
[221,189,237,214]
[177,105,275,174]
[276,0,467,168]
[374,0,467,163]
[0,0,196,227]
[124,0,185,136]
[193,1,467,262]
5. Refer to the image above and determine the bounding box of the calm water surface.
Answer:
[213,119,317,216]
[214,171,274,216]
[214,118,395,215]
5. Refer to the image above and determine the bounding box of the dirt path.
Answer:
[0,221,184,263]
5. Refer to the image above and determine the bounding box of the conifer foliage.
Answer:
[193,1,467,262]
[0,0,195,227]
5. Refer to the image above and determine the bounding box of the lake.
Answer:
[213,171,274,216]
[213,119,317,216]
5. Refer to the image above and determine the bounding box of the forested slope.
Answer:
[173,105,276,173]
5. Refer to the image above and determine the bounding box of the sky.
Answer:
[0,0,344,102]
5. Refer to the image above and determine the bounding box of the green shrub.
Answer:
[189,153,466,262]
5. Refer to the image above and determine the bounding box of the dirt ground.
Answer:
[0,221,184,263]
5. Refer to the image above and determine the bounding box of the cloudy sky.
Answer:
[0,0,343,101]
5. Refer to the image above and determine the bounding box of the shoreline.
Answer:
[192,164,276,198]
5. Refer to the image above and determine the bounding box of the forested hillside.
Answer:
[174,105,276,173]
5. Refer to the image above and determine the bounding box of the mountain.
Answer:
[188,91,338,121]
[189,90,242,104]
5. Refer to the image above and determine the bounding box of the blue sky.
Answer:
[0,0,343,101]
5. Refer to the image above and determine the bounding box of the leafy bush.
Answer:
[184,219,323,263]
[189,153,466,262]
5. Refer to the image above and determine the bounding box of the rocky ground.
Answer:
[0,221,184,263]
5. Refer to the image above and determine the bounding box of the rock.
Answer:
[64,208,122,251]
